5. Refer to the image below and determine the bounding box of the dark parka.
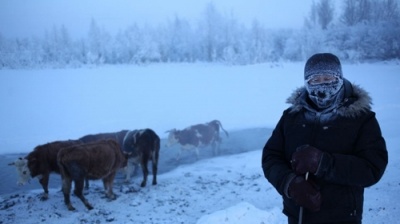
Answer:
[262,79,388,223]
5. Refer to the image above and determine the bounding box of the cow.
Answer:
[165,120,229,160]
[78,130,138,182]
[78,130,128,146]
[58,139,126,211]
[122,128,160,187]
[8,139,85,200]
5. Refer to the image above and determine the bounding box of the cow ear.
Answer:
[8,162,15,166]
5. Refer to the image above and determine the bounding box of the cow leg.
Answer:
[151,162,158,185]
[140,156,149,187]
[124,160,134,183]
[124,157,140,183]
[61,176,76,211]
[38,174,50,201]
[64,161,93,210]
[73,179,93,210]
[152,150,159,185]
[103,172,117,200]
[84,178,90,190]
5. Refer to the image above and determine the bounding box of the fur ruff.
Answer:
[286,83,372,118]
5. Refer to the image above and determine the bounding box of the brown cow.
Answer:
[166,120,229,160]
[78,130,138,182]
[8,139,84,200]
[58,139,126,211]
[122,129,160,187]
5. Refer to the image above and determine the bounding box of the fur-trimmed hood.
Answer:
[286,79,372,118]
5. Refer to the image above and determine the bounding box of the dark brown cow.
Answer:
[122,129,160,187]
[58,139,126,211]
[166,120,229,160]
[8,140,84,200]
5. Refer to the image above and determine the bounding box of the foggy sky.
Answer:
[0,0,314,38]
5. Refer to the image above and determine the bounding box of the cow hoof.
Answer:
[107,194,117,201]
[39,194,49,201]
[140,182,146,187]
[67,205,76,211]
[152,181,157,185]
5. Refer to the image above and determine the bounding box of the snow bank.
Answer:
[196,201,284,224]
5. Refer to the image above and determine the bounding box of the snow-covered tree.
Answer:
[198,2,225,62]
[161,15,194,62]
[87,19,112,65]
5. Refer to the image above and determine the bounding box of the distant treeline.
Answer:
[1,0,399,69]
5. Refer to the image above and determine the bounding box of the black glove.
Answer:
[291,145,323,175]
[288,176,321,212]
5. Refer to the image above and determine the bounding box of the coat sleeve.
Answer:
[315,112,388,187]
[262,111,296,196]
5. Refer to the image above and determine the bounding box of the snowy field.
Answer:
[0,62,399,223]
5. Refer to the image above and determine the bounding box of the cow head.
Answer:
[8,157,31,185]
[165,129,178,147]
[25,151,43,178]
[122,130,140,157]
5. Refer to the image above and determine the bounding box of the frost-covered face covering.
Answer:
[305,74,344,109]
[304,53,344,109]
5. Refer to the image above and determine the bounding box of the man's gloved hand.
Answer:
[291,145,323,175]
[288,176,321,212]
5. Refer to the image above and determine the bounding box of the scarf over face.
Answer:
[305,74,344,109]
[304,53,344,110]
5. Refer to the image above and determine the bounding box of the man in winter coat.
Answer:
[261,53,388,224]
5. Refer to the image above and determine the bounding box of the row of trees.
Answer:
[0,0,399,69]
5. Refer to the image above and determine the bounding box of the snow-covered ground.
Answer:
[1,150,286,224]
[0,62,399,223]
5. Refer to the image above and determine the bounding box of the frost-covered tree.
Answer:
[220,12,247,64]
[370,0,400,23]
[161,15,194,62]
[41,25,74,66]
[340,0,373,26]
[198,2,224,62]
[304,0,334,30]
[304,1,318,29]
[317,0,335,29]
[247,20,269,63]
[0,34,17,68]
[1,0,400,68]
[337,0,400,60]
[87,19,111,64]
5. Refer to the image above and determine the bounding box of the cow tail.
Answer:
[57,151,69,178]
[215,120,229,137]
